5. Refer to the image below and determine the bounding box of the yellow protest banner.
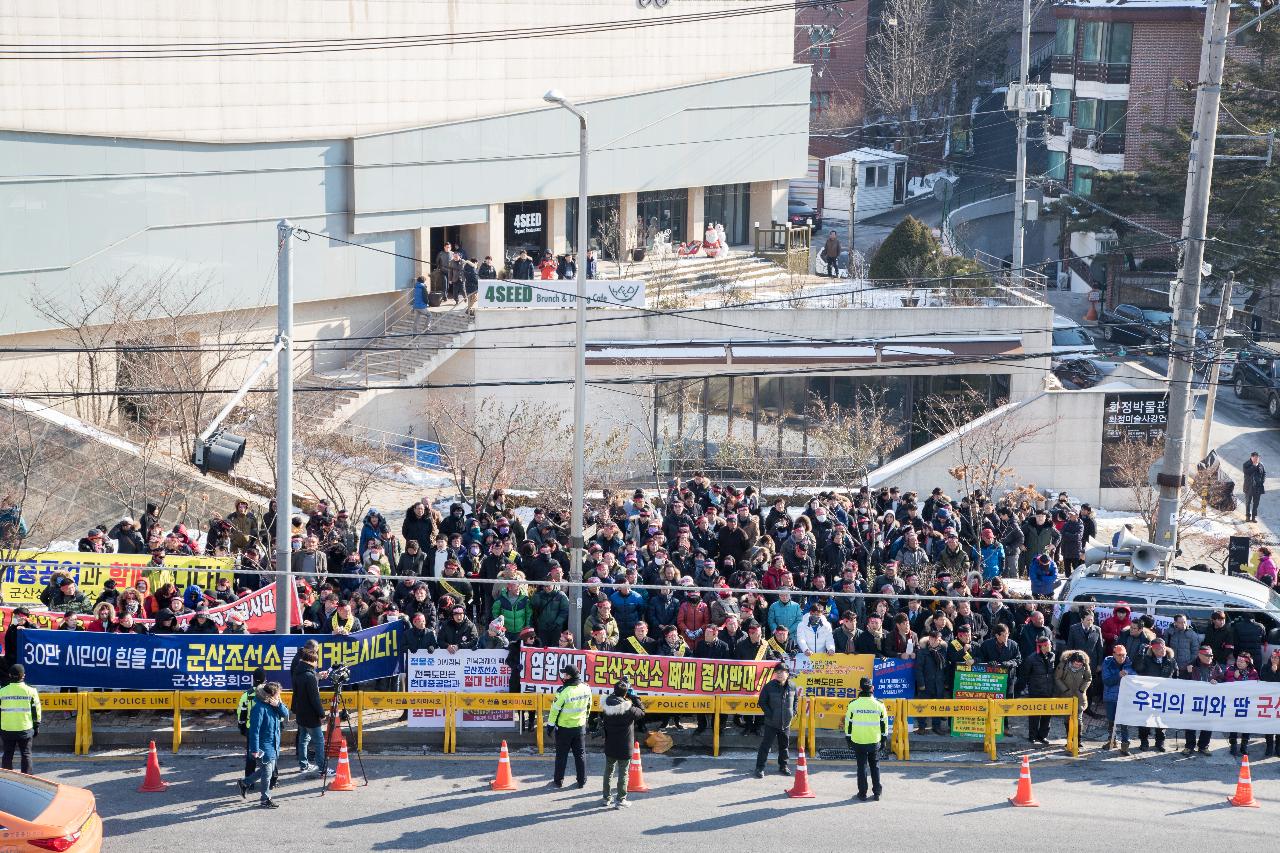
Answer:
[1,550,234,605]
[794,653,874,729]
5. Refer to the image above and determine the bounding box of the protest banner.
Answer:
[793,653,875,728]
[873,657,917,734]
[1117,675,1280,733]
[1,550,234,605]
[520,646,776,696]
[18,622,402,690]
[951,664,1008,739]
[407,649,512,729]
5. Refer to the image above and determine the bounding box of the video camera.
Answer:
[329,664,352,688]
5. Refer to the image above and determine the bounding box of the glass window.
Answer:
[637,188,688,244]
[876,165,889,187]
[1073,165,1096,197]
[1046,150,1067,181]
[0,774,57,820]
[1075,98,1099,130]
[704,183,752,244]
[827,163,848,189]
[864,165,876,187]
[1081,21,1104,62]
[565,194,621,256]
[810,92,832,114]
[1107,22,1132,64]
[1054,18,1077,56]
[1102,100,1128,134]
[1051,88,1071,119]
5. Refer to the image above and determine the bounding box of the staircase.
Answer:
[295,306,474,429]
[601,251,790,302]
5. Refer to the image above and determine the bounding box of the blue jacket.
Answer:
[1101,655,1136,702]
[412,279,429,309]
[979,542,1005,582]
[609,590,646,635]
[767,599,802,635]
[1030,557,1058,597]
[247,690,290,761]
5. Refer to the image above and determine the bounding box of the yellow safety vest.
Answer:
[548,682,592,728]
[843,695,887,745]
[0,682,41,732]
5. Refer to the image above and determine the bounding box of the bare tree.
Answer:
[1106,437,1223,549]
[0,404,56,561]
[917,387,1055,531]
[593,210,646,278]
[805,394,902,488]
[293,430,405,520]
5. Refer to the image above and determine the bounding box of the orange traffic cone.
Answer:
[1008,754,1039,807]
[325,723,346,760]
[1229,755,1260,808]
[627,741,650,793]
[328,743,356,792]
[785,748,816,798]
[137,741,168,792]
[491,740,518,791]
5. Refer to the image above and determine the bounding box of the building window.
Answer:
[1102,100,1127,135]
[863,165,890,188]
[1046,150,1067,181]
[827,163,848,190]
[1107,22,1132,65]
[810,92,832,115]
[705,183,752,245]
[1075,98,1100,130]
[637,188,689,244]
[1081,21,1105,62]
[1072,165,1096,197]
[565,194,621,256]
[1054,18,1077,56]
[1051,88,1072,119]
[807,24,835,60]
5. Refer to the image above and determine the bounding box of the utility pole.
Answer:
[1198,270,1235,461]
[1011,0,1031,287]
[274,220,295,634]
[846,159,858,269]
[1152,0,1231,551]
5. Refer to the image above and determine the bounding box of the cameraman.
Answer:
[292,642,331,778]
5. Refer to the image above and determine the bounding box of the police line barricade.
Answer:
[988,698,1079,759]
[446,693,546,755]
[357,692,453,753]
[713,696,762,757]
[35,692,86,755]
[168,690,336,754]
[898,699,993,761]
[81,690,178,754]
[805,697,906,760]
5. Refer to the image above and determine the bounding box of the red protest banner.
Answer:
[520,646,777,696]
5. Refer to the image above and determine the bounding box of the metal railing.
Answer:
[294,290,415,379]
[753,224,811,255]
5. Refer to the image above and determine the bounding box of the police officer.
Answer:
[843,676,887,801]
[0,664,41,774]
[547,664,591,788]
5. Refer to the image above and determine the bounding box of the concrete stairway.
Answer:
[600,251,790,300]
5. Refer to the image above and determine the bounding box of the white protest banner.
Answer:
[1116,675,1280,733]
[477,279,645,309]
[407,649,512,729]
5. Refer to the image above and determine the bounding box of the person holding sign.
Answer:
[843,677,888,801]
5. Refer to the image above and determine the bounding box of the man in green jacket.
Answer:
[0,665,41,774]
[547,664,592,789]
[491,581,533,642]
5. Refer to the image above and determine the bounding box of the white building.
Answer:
[820,148,908,223]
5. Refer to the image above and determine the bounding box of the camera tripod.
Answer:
[319,681,369,794]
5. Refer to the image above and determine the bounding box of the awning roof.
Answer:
[585,337,1024,366]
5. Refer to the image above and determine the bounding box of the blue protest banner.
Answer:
[873,657,916,732]
[19,622,403,690]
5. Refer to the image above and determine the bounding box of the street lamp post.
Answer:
[544,89,589,648]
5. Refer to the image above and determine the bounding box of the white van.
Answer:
[1055,564,1280,647]
[1051,315,1099,359]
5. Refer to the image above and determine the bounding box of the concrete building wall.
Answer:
[0,0,797,142]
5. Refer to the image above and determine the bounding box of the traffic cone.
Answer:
[325,723,346,760]
[785,748,816,798]
[627,741,650,793]
[137,741,168,792]
[1229,755,1260,808]
[1008,754,1039,807]
[328,743,356,792]
[491,740,518,791]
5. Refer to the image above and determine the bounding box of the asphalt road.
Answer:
[33,746,1280,852]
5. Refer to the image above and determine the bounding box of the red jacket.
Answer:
[762,565,789,591]
[1100,613,1131,646]
[677,600,710,641]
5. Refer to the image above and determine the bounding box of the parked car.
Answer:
[1096,303,1172,346]
[1053,356,1103,389]
[1232,341,1280,419]
[787,200,821,231]
[1051,315,1099,359]
[0,770,103,853]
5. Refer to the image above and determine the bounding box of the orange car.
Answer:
[0,770,102,852]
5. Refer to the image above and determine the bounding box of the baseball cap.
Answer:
[560,664,579,678]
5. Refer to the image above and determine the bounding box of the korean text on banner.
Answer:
[18,622,403,690]
[520,647,777,695]
[1117,675,1280,733]
[793,653,875,729]
[407,650,511,729]
[951,664,1008,739]
[1,550,234,605]
[873,657,917,734]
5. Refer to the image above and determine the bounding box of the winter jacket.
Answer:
[609,590,646,636]
[767,599,802,636]
[677,599,711,641]
[1054,657,1092,706]
[796,617,836,654]
[401,511,437,551]
[1243,458,1267,495]
[1230,617,1267,664]
[512,256,535,280]
[1017,623,1053,659]
[247,688,290,762]
[1184,660,1225,683]
[1030,558,1058,597]
[490,593,533,636]
[646,594,680,632]
[1057,520,1085,561]
[1137,649,1179,679]
[758,677,799,730]
[937,545,972,577]
[1020,651,1057,697]
[915,643,948,699]
[979,541,1005,581]
[1022,519,1059,557]
[292,662,326,728]
[532,589,570,641]
[978,637,1023,671]
[437,617,479,650]
[1066,623,1104,668]
[1166,626,1204,669]
[1226,665,1259,684]
[1202,621,1233,664]
[1121,628,1153,662]
[1101,655,1136,702]
[601,693,645,760]
[1100,612,1132,646]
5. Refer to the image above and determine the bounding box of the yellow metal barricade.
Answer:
[81,690,177,754]
[990,698,1078,758]
[807,697,905,760]
[356,691,452,752]
[715,695,762,757]
[450,693,546,755]
[37,692,84,755]
[899,699,993,761]
[174,691,241,753]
